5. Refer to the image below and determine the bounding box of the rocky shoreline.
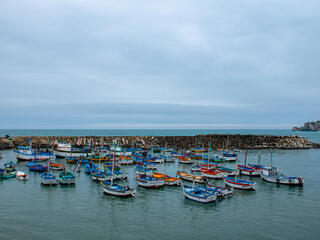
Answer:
[0,134,319,150]
[293,120,320,131]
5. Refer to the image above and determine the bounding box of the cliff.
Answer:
[292,121,320,131]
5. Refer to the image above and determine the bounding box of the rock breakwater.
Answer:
[0,134,318,150]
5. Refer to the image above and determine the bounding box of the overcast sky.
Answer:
[0,0,319,129]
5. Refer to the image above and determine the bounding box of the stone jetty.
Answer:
[0,134,318,150]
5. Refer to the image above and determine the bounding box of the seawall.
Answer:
[0,134,319,150]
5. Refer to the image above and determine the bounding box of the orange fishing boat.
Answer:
[176,171,206,183]
[153,172,179,186]
[49,163,65,171]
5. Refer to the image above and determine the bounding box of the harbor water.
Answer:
[1,130,320,239]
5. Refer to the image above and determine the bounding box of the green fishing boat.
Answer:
[58,171,75,185]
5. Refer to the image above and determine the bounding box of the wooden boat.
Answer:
[136,174,164,188]
[101,181,136,197]
[58,171,75,185]
[54,142,90,158]
[200,169,227,179]
[26,162,47,172]
[4,161,16,172]
[223,177,256,190]
[101,143,136,197]
[182,185,217,203]
[215,166,238,176]
[91,170,107,181]
[222,151,237,161]
[206,184,233,197]
[148,157,164,164]
[0,169,16,179]
[191,147,207,153]
[237,164,261,176]
[135,165,154,175]
[49,163,65,171]
[190,163,201,172]
[176,171,206,183]
[248,164,265,170]
[16,171,28,180]
[177,156,193,164]
[40,172,59,185]
[84,163,99,174]
[236,151,261,176]
[260,167,304,185]
[152,172,180,186]
[118,156,134,165]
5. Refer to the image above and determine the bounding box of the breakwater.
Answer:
[0,134,318,150]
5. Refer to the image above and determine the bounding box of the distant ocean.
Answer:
[1,129,319,143]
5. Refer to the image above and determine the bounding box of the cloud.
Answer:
[0,0,319,128]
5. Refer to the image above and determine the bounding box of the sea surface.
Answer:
[1,129,320,240]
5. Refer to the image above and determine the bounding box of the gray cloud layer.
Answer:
[1,0,319,128]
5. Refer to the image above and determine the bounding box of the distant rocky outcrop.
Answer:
[293,121,320,131]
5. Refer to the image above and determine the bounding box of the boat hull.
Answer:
[224,178,256,190]
[103,186,136,197]
[260,174,304,185]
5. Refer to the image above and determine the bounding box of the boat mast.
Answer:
[270,150,272,167]
[244,150,247,166]
[111,143,117,186]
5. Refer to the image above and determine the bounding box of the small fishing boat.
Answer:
[4,161,16,172]
[91,170,107,181]
[0,169,16,179]
[222,151,237,161]
[182,185,217,203]
[152,172,180,186]
[84,163,99,174]
[206,184,233,197]
[237,164,261,176]
[148,157,164,164]
[176,171,206,183]
[223,177,256,190]
[260,167,304,186]
[118,156,134,165]
[26,162,47,172]
[200,169,227,179]
[54,142,90,158]
[215,166,238,176]
[177,156,193,164]
[40,172,59,185]
[101,143,136,197]
[135,165,154,175]
[16,171,28,180]
[101,181,136,197]
[191,163,201,172]
[58,171,75,185]
[49,163,66,171]
[136,174,164,188]
[248,164,265,170]
[191,147,207,153]
[236,151,261,176]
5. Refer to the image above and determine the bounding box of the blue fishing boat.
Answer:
[84,163,99,174]
[40,172,58,185]
[182,185,217,203]
[4,161,16,172]
[101,143,136,197]
[26,162,47,172]
[58,171,75,185]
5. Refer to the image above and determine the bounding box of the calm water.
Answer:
[1,148,320,240]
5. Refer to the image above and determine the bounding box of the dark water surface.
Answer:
[1,148,319,240]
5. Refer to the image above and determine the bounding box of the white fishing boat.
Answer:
[206,184,233,197]
[54,143,89,158]
[16,171,28,180]
[14,146,51,162]
[136,174,165,188]
[260,167,304,185]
